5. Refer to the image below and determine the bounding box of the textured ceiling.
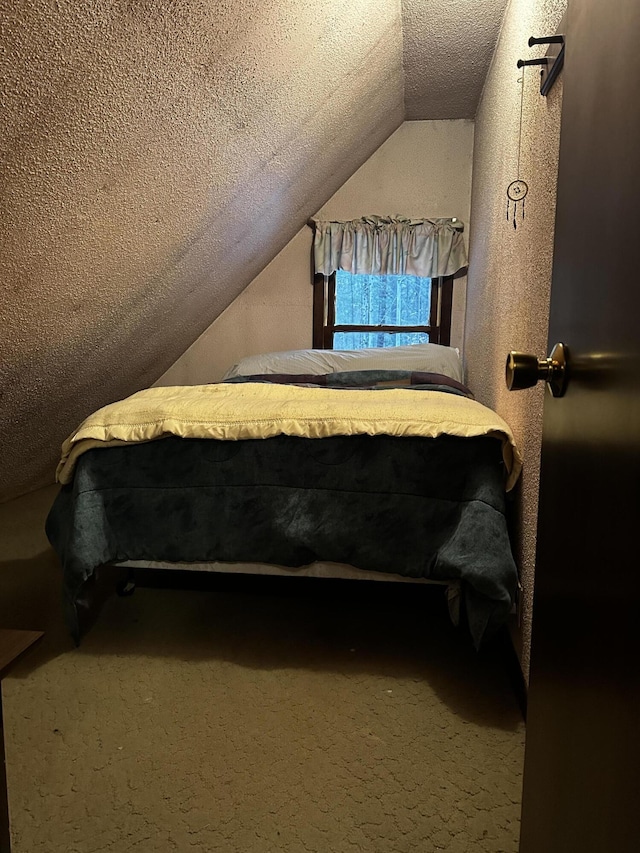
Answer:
[0,0,507,501]
[403,0,509,119]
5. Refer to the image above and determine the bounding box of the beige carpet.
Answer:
[0,487,525,853]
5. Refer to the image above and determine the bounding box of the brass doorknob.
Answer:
[506,342,568,397]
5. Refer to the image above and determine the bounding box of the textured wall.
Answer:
[464,0,566,677]
[0,0,406,501]
[157,120,474,386]
[402,0,509,119]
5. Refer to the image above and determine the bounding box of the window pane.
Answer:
[335,271,431,327]
[333,331,430,349]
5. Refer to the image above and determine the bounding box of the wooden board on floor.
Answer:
[0,631,44,678]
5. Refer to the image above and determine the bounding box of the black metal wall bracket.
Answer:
[538,35,565,96]
[519,13,566,96]
[517,58,549,69]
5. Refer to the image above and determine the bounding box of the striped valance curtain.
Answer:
[311,215,467,278]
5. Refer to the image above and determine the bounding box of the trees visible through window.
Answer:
[313,270,453,349]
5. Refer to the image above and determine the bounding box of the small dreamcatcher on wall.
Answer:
[507,68,528,229]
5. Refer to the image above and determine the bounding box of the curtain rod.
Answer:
[306,217,462,229]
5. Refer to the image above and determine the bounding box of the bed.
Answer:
[45,344,522,647]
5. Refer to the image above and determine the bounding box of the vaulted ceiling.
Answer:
[0,0,507,502]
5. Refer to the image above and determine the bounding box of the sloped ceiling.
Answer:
[0,0,507,502]
[403,0,509,119]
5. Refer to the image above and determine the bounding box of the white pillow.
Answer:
[223,344,463,383]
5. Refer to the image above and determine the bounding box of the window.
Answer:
[313,270,453,349]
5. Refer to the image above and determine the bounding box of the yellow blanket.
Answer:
[57,382,523,490]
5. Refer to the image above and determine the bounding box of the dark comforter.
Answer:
[46,425,517,647]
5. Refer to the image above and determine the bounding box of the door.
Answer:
[519,1,640,851]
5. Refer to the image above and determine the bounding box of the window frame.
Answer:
[312,271,453,350]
